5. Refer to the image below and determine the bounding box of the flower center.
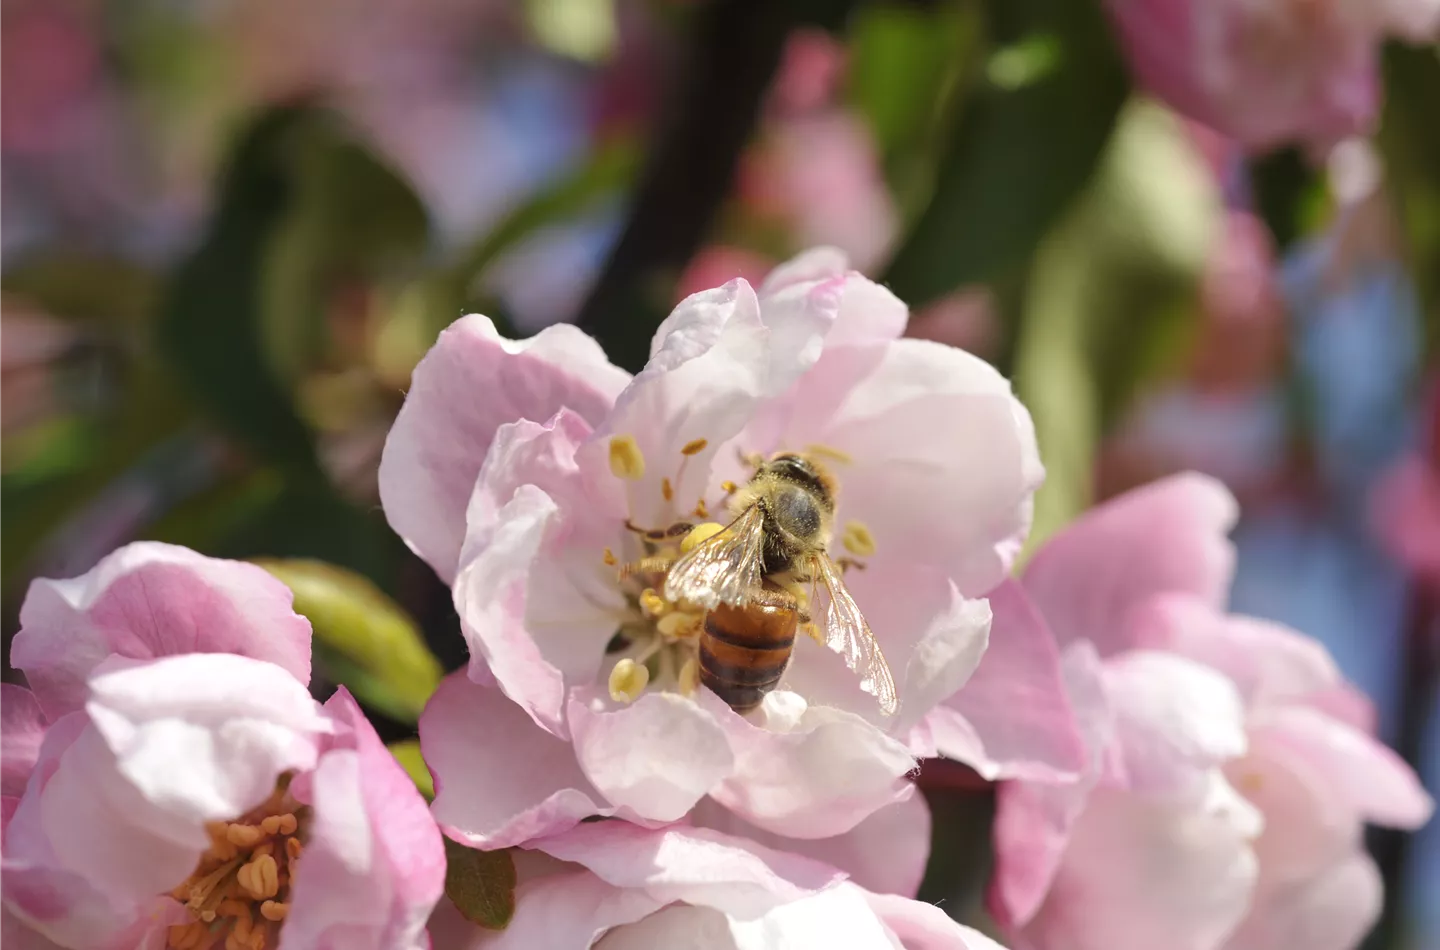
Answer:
[164,777,307,950]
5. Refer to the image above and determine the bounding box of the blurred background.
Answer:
[2,0,1437,946]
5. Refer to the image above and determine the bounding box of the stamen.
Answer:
[237,854,279,900]
[679,657,700,696]
[681,522,726,553]
[602,548,617,567]
[661,477,674,502]
[608,435,646,481]
[609,658,650,703]
[639,589,669,618]
[261,814,298,836]
[657,612,703,640]
[681,438,708,456]
[260,901,289,922]
[841,521,876,558]
[168,922,207,950]
[693,498,710,519]
[286,838,303,861]
[720,480,738,495]
[226,824,264,848]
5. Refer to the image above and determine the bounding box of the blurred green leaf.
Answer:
[444,838,517,931]
[1015,101,1220,552]
[525,0,617,62]
[1,253,161,330]
[882,0,1129,306]
[255,558,443,723]
[1378,42,1440,356]
[261,117,430,383]
[388,739,435,800]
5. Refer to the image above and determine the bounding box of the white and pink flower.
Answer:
[984,475,1434,950]
[1105,0,1440,150]
[426,821,1006,950]
[381,248,1080,846]
[2,542,445,950]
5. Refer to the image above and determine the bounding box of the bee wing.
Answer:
[809,553,898,716]
[662,505,766,609]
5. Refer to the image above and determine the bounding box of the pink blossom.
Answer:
[985,474,1434,950]
[384,249,1075,844]
[426,821,1006,950]
[1105,0,1440,150]
[2,543,445,950]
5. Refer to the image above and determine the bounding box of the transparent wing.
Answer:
[809,553,898,716]
[662,506,766,609]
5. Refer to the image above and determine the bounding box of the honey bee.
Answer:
[662,452,897,715]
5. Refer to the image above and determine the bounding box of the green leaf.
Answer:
[1,252,160,330]
[156,105,323,476]
[882,0,1129,306]
[254,558,443,723]
[387,739,435,800]
[444,837,517,931]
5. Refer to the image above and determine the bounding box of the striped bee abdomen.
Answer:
[699,601,797,713]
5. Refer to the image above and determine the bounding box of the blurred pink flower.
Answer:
[426,821,1007,950]
[770,29,848,116]
[2,542,445,950]
[1369,452,1440,585]
[383,248,1073,844]
[675,246,778,303]
[986,475,1433,950]
[1105,0,1440,150]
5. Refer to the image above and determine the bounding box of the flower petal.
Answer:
[12,542,313,719]
[701,690,916,838]
[1222,851,1382,950]
[734,338,1042,597]
[1021,780,1259,950]
[1104,651,1248,794]
[379,315,629,582]
[2,685,47,798]
[934,580,1085,782]
[689,792,931,898]
[532,821,845,919]
[1022,473,1238,655]
[283,689,445,950]
[1248,706,1434,830]
[568,688,733,823]
[728,884,897,949]
[865,889,1011,950]
[422,673,614,849]
[759,250,909,344]
[474,866,662,950]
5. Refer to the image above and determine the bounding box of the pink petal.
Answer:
[988,641,1113,929]
[1223,851,1382,950]
[283,689,444,950]
[2,685,47,798]
[475,866,662,950]
[1021,782,1259,950]
[865,889,1011,950]
[700,690,916,838]
[735,338,1043,598]
[1135,596,1341,710]
[934,580,1085,782]
[689,792,931,898]
[421,673,614,849]
[584,278,838,529]
[1104,651,1248,794]
[568,688,734,823]
[727,884,898,948]
[532,821,845,919]
[595,904,737,950]
[1249,706,1434,829]
[378,315,629,582]
[760,250,909,345]
[1022,473,1237,655]
[1369,453,1440,583]
[12,542,313,719]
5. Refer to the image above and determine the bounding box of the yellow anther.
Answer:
[602,548,618,567]
[679,657,701,696]
[260,901,289,922]
[661,477,674,502]
[237,854,279,900]
[639,589,669,618]
[657,611,703,640]
[681,522,726,553]
[226,823,264,848]
[608,658,650,703]
[805,443,852,464]
[720,480,738,495]
[694,498,710,519]
[608,435,646,481]
[286,837,303,860]
[681,438,709,456]
[841,521,876,558]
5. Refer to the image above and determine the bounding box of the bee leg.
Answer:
[835,557,867,575]
[624,519,694,543]
[736,449,765,472]
[619,555,677,580]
